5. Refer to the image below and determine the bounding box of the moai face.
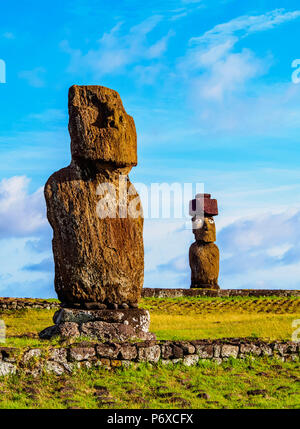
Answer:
[192,216,216,243]
[69,85,137,168]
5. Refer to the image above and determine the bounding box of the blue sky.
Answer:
[1,0,300,297]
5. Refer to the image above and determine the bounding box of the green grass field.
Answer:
[145,296,300,341]
[1,296,299,347]
[0,357,299,409]
[0,296,299,409]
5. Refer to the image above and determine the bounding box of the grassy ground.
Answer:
[0,296,299,409]
[144,296,300,341]
[0,357,299,409]
[142,296,300,314]
[150,313,298,341]
[1,296,299,347]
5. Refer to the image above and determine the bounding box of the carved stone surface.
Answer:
[39,308,155,342]
[1,339,299,376]
[53,308,151,332]
[80,321,155,342]
[69,85,137,167]
[44,85,144,306]
[189,242,220,289]
[189,194,220,289]
[192,216,217,243]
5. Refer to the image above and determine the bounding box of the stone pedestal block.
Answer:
[39,308,155,342]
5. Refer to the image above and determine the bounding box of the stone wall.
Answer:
[0,339,299,377]
[1,289,299,312]
[142,288,300,298]
[0,298,59,311]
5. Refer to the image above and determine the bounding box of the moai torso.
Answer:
[189,194,220,289]
[45,85,144,307]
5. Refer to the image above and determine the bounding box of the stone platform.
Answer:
[1,338,299,377]
[39,308,156,342]
[142,288,300,298]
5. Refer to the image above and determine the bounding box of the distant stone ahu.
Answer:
[189,193,220,290]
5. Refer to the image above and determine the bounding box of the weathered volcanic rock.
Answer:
[69,85,137,167]
[189,210,220,289]
[53,308,151,332]
[39,308,155,342]
[44,85,144,306]
[80,321,155,342]
[192,216,216,243]
[189,242,219,289]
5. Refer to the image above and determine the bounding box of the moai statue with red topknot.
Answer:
[189,193,220,290]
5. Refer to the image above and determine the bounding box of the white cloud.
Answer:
[0,237,54,298]
[0,176,47,238]
[219,210,300,253]
[158,254,189,273]
[170,11,188,21]
[221,260,300,289]
[28,109,67,123]
[147,30,175,58]
[177,8,300,134]
[193,79,300,134]
[19,67,46,88]
[147,209,300,290]
[0,128,69,177]
[0,176,54,297]
[61,16,174,80]
[24,257,54,273]
[0,175,298,293]
[196,48,265,101]
[216,210,300,289]
[2,32,15,40]
[144,219,191,270]
[190,8,300,45]
[134,64,165,85]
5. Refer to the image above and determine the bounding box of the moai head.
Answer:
[189,194,218,243]
[68,85,137,168]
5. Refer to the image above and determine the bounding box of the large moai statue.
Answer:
[40,85,154,341]
[189,193,220,290]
